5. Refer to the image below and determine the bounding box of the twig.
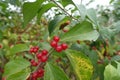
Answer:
[51,0,79,21]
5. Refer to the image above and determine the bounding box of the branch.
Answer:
[51,0,79,21]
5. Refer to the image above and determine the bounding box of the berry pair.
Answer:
[50,36,68,52]
[36,49,48,63]
[29,46,39,53]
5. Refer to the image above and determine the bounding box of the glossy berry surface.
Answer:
[40,56,48,62]
[37,68,44,78]
[50,40,57,48]
[29,46,39,53]
[36,53,42,59]
[30,60,38,66]
[32,72,38,79]
[55,45,63,52]
[41,49,48,55]
[61,43,68,50]
[53,36,60,42]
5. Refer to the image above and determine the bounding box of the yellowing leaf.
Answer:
[66,49,93,80]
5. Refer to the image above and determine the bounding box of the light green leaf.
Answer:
[23,0,44,27]
[61,21,99,41]
[48,15,65,35]
[66,49,93,80]
[44,62,70,80]
[87,8,97,25]
[110,21,120,34]
[3,58,30,78]
[75,4,87,20]
[7,69,30,80]
[10,44,29,55]
[37,3,56,21]
[104,63,120,80]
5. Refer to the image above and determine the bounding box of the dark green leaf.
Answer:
[60,0,74,6]
[3,58,30,78]
[23,0,44,27]
[10,44,29,55]
[66,49,93,80]
[61,21,99,41]
[7,69,30,80]
[48,15,65,35]
[37,3,56,21]
[44,62,69,80]
[0,31,3,40]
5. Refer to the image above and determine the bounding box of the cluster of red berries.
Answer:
[28,36,68,80]
[50,36,68,52]
[28,46,48,80]
[30,49,48,67]
[27,68,44,80]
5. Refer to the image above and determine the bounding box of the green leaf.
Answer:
[48,15,65,35]
[37,3,56,21]
[44,62,70,80]
[0,31,3,40]
[10,44,29,55]
[3,58,30,78]
[61,21,99,41]
[104,63,120,80]
[66,49,93,80]
[87,8,97,25]
[110,21,120,34]
[7,69,30,80]
[111,55,120,61]
[99,26,114,42]
[60,0,74,6]
[74,4,87,20]
[23,0,44,27]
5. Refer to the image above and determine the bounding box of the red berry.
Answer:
[40,56,48,62]
[61,43,68,50]
[30,60,38,66]
[53,36,60,42]
[30,47,34,53]
[37,72,44,78]
[38,68,44,74]
[92,46,97,50]
[32,72,38,78]
[35,46,39,50]
[33,48,38,53]
[55,45,62,52]
[36,53,42,59]
[37,68,44,77]
[0,45,2,49]
[41,49,48,55]
[62,29,68,32]
[2,77,6,80]
[50,40,58,48]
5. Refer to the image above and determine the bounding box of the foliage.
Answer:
[0,0,120,80]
